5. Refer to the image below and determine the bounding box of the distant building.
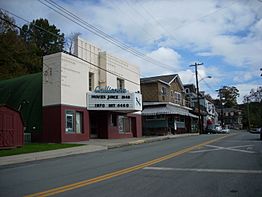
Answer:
[216,108,243,129]
[42,37,142,143]
[184,84,218,132]
[141,75,198,135]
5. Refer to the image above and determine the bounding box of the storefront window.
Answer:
[66,110,74,133]
[65,110,83,133]
[76,112,83,133]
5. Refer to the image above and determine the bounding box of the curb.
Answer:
[0,133,199,166]
[108,133,199,149]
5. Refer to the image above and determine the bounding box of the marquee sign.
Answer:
[87,87,142,111]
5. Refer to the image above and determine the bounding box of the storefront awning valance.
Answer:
[142,105,198,118]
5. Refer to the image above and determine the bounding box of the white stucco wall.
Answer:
[60,54,99,107]
[99,52,140,93]
[43,53,62,106]
[43,37,141,108]
[43,53,99,107]
[73,36,101,66]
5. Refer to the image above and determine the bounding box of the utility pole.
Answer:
[217,89,224,128]
[190,62,203,134]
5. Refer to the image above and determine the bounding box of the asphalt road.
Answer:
[0,131,261,197]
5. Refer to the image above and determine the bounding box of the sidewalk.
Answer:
[0,133,198,166]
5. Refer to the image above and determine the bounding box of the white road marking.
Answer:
[191,144,255,154]
[143,167,262,174]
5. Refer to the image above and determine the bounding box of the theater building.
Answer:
[42,37,142,143]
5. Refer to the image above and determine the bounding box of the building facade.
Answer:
[184,84,218,132]
[217,108,243,129]
[42,37,142,143]
[141,75,198,135]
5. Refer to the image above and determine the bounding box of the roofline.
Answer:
[143,101,192,110]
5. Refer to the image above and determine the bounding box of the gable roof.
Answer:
[141,74,184,90]
[140,74,178,85]
[141,74,178,85]
[184,84,196,93]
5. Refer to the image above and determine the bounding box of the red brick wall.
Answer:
[43,105,89,143]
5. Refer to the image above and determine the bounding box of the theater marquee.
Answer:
[87,87,142,111]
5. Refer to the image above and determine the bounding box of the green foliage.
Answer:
[242,102,262,128]
[21,18,64,56]
[0,12,65,80]
[217,86,239,108]
[0,143,83,157]
[0,10,17,33]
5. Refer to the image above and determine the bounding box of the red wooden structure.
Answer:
[0,105,24,148]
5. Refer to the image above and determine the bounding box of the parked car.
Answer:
[221,128,230,134]
[249,127,262,140]
[214,124,222,133]
[249,128,261,134]
[205,124,222,134]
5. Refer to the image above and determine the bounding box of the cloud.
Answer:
[1,0,262,103]
[235,83,262,104]
[147,47,181,69]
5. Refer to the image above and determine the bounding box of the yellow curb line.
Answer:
[25,134,230,197]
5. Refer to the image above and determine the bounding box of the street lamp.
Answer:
[199,76,212,82]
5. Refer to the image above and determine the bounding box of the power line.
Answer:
[43,51,141,86]
[0,9,143,85]
[108,0,157,43]
[38,0,175,71]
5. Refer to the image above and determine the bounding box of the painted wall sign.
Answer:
[87,90,142,111]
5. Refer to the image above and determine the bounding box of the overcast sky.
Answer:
[1,0,262,103]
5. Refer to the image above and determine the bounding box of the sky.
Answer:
[1,0,262,103]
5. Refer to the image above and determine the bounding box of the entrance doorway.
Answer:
[89,113,98,138]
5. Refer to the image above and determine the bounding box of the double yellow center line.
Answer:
[25,135,230,197]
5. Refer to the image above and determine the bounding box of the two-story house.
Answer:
[42,37,142,143]
[141,74,198,135]
[184,84,218,132]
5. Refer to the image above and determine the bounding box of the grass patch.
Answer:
[0,143,83,157]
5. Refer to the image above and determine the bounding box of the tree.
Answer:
[0,11,30,79]
[21,18,64,57]
[243,86,262,103]
[217,86,239,108]
[242,86,262,129]
[0,10,17,34]
[20,18,65,73]
[0,15,64,79]
[64,32,81,54]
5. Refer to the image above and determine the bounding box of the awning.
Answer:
[142,104,198,118]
